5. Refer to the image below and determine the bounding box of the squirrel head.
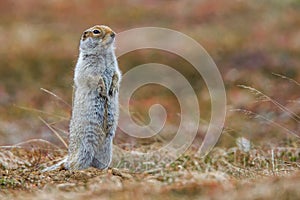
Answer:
[79,25,116,54]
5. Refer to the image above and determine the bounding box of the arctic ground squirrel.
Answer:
[43,25,121,171]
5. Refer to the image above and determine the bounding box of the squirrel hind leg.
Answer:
[68,128,105,170]
[91,157,110,169]
[92,136,113,169]
[68,147,94,170]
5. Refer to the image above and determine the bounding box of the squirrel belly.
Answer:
[66,54,119,170]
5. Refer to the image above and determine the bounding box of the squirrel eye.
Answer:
[93,30,101,34]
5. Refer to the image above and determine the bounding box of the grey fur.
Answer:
[42,25,121,172]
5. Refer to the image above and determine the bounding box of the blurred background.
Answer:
[0,0,299,149]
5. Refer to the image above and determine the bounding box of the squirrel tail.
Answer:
[42,157,67,172]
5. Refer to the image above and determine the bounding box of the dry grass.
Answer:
[1,140,300,199]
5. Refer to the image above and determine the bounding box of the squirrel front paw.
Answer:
[109,73,119,97]
[108,86,118,96]
[98,77,108,98]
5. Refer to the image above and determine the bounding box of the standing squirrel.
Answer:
[43,25,121,171]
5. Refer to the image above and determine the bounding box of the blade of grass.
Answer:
[238,85,300,123]
[38,116,68,149]
[15,105,69,120]
[40,88,72,108]
[231,108,300,139]
[272,73,300,87]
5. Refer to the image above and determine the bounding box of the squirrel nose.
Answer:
[110,32,115,38]
[82,31,89,40]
